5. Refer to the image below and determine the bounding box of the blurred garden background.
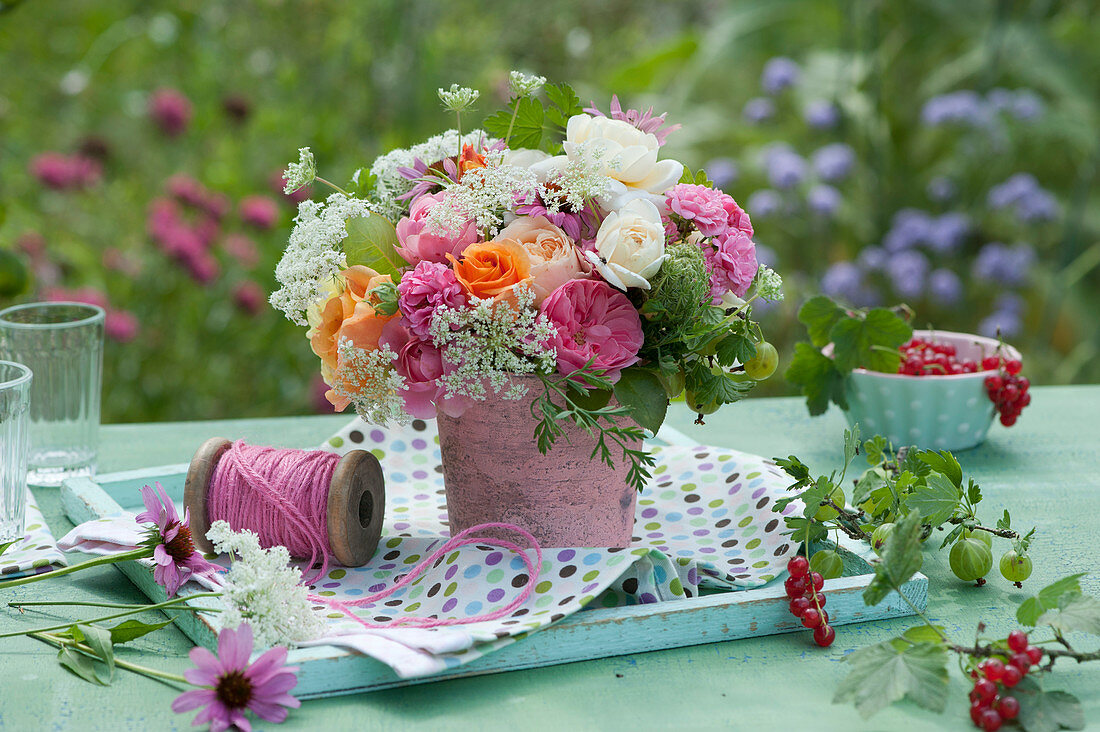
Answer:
[1,0,1098,423]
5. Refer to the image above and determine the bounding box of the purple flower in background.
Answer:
[979,310,1023,338]
[804,100,840,129]
[746,189,783,218]
[811,143,855,182]
[928,269,963,305]
[1010,90,1045,121]
[921,90,992,127]
[885,249,930,299]
[988,173,1039,209]
[1017,189,1058,223]
[821,262,863,300]
[763,145,806,189]
[927,212,971,253]
[148,88,193,137]
[754,244,778,268]
[704,157,739,189]
[883,208,933,252]
[858,246,888,271]
[972,242,1035,286]
[987,88,1014,111]
[927,176,957,203]
[743,97,776,124]
[994,292,1026,316]
[761,57,801,94]
[807,185,842,216]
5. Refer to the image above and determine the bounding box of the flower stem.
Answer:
[9,592,222,611]
[0,548,151,590]
[504,101,521,145]
[0,595,223,639]
[32,632,189,685]
[314,176,349,196]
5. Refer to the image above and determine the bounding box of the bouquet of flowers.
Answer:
[272,73,783,489]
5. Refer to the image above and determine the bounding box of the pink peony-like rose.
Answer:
[380,321,471,418]
[540,278,644,383]
[492,216,590,304]
[704,231,758,301]
[666,183,753,239]
[397,260,467,338]
[725,197,753,239]
[395,191,478,265]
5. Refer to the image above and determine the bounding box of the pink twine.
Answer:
[207,441,543,627]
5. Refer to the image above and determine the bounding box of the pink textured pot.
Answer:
[436,383,639,548]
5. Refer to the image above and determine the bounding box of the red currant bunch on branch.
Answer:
[967,629,1044,730]
[982,356,1030,427]
[784,555,835,647]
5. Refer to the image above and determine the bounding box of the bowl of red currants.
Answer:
[840,330,1028,451]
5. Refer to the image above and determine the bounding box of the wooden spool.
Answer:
[183,437,385,567]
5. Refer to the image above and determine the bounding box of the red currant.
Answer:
[972,678,998,704]
[784,575,808,599]
[789,597,811,617]
[810,572,824,592]
[984,375,1004,393]
[1001,665,1022,687]
[970,700,988,725]
[979,658,1005,682]
[1000,413,1017,427]
[982,356,1000,371]
[978,708,1003,731]
[1025,646,1042,665]
[814,592,826,608]
[801,609,822,628]
[1009,652,1031,674]
[1004,359,1022,375]
[1007,630,1029,653]
[812,624,835,647]
[995,696,1020,720]
[787,555,809,578]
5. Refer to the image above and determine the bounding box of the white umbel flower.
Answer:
[508,70,546,97]
[282,147,316,193]
[438,83,480,112]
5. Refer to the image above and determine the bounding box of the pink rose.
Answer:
[704,231,758,301]
[540,279,644,383]
[380,321,471,418]
[492,216,590,304]
[666,183,732,237]
[397,260,467,338]
[395,191,478,265]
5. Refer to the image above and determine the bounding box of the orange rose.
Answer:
[448,239,533,301]
[310,266,395,374]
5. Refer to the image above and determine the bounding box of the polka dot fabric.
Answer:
[0,488,67,579]
[302,418,802,676]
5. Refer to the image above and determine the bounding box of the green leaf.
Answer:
[864,511,924,606]
[843,425,861,470]
[916,450,963,488]
[108,618,175,644]
[685,362,754,407]
[713,331,756,367]
[833,641,949,718]
[613,368,668,433]
[798,296,845,348]
[342,214,404,276]
[784,342,847,416]
[77,624,114,681]
[544,83,583,128]
[483,96,545,149]
[996,509,1012,531]
[774,455,812,490]
[798,481,833,520]
[863,436,888,466]
[1017,574,1088,626]
[908,473,961,528]
[1037,592,1100,636]
[0,539,17,558]
[852,469,887,507]
[901,624,947,645]
[1014,679,1085,732]
[830,308,912,373]
[57,647,107,686]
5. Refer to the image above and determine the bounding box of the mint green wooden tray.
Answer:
[61,465,927,699]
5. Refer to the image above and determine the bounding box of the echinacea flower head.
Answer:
[172,624,300,732]
[136,483,220,598]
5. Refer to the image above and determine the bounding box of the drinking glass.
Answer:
[0,302,104,486]
[0,360,32,542]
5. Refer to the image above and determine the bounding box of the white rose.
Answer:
[564,114,683,195]
[502,147,552,169]
[585,198,667,290]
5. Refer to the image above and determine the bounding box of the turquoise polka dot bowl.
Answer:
[838,330,1021,451]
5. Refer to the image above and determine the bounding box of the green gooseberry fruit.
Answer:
[871,523,895,554]
[999,550,1033,583]
[814,486,846,521]
[961,528,993,549]
[810,549,845,580]
[684,389,719,415]
[743,342,779,381]
[949,537,993,582]
[657,368,686,399]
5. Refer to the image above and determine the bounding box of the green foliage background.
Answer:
[1,0,1097,422]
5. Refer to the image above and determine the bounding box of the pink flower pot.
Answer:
[436,384,639,548]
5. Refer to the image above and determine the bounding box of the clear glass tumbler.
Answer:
[0,302,104,486]
[0,360,32,542]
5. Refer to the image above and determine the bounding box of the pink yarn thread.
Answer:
[207,441,543,627]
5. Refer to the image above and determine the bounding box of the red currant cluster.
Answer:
[982,357,1030,427]
[784,555,835,647]
[968,630,1043,730]
[896,338,980,376]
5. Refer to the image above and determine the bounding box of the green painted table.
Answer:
[1,386,1097,730]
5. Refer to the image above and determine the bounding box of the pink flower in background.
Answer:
[666,183,740,238]
[540,278,643,383]
[703,231,758,301]
[395,191,478,265]
[584,94,681,146]
[270,170,311,204]
[396,260,467,338]
[29,152,101,190]
[168,175,209,208]
[172,624,300,732]
[185,252,220,284]
[149,88,193,137]
[202,192,231,221]
[102,248,143,277]
[379,321,470,418]
[233,281,265,315]
[16,232,46,259]
[194,216,221,249]
[42,285,108,309]
[309,374,332,413]
[104,310,140,342]
[223,234,260,269]
[239,195,279,230]
[135,483,220,598]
